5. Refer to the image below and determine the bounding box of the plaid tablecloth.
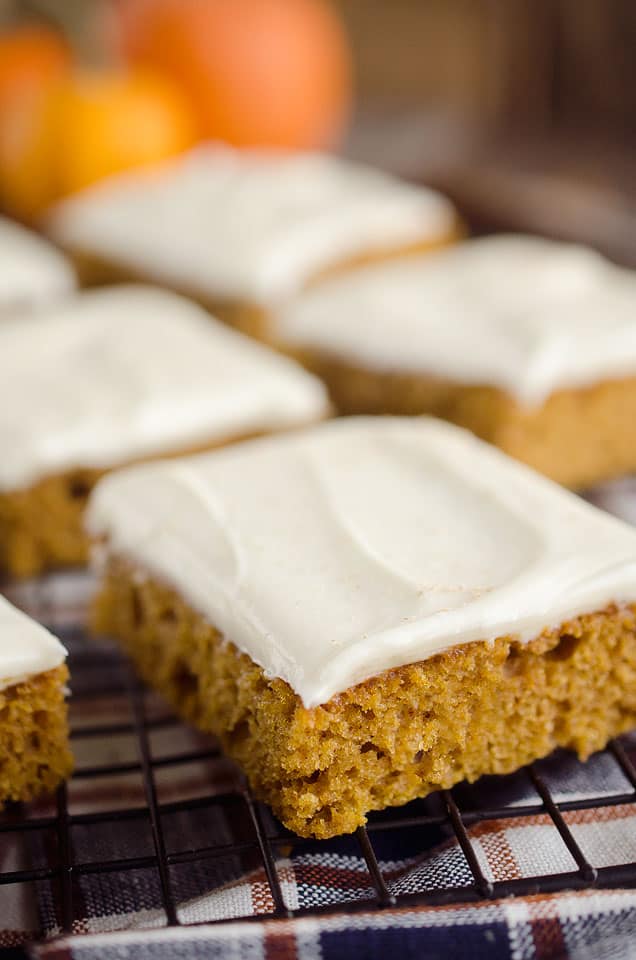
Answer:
[2,477,636,960]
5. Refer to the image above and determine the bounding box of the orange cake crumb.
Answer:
[0,665,73,807]
[93,558,636,839]
[291,355,636,489]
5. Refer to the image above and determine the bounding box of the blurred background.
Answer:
[1,0,635,262]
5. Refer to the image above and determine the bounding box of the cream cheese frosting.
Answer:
[0,285,329,492]
[0,595,67,690]
[0,215,75,314]
[47,146,456,304]
[276,234,636,407]
[86,416,636,708]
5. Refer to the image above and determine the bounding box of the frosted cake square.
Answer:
[87,417,636,838]
[275,235,636,487]
[0,285,328,576]
[0,595,72,806]
[47,146,458,339]
[0,215,75,315]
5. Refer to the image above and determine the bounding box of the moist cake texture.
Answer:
[47,146,458,335]
[0,285,329,576]
[275,235,636,487]
[0,215,75,315]
[87,418,636,837]
[0,596,72,806]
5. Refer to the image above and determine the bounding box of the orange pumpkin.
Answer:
[0,25,71,116]
[118,0,353,149]
[54,70,197,196]
[0,25,72,217]
[0,84,58,219]
[0,68,196,220]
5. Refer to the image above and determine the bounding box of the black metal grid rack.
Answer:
[2,578,636,951]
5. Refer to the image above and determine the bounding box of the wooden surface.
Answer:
[336,0,636,143]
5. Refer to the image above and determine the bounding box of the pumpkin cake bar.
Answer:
[46,145,459,339]
[87,417,636,839]
[0,595,72,806]
[0,214,75,316]
[275,234,636,488]
[0,285,329,577]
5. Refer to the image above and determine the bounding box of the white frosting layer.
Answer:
[47,146,456,304]
[276,235,636,407]
[0,216,75,315]
[0,595,66,690]
[86,416,636,708]
[0,285,329,491]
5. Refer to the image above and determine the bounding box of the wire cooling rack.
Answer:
[1,572,636,951]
